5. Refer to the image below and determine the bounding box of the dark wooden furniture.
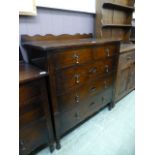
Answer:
[95,0,135,41]
[114,43,135,102]
[19,63,54,155]
[21,34,120,149]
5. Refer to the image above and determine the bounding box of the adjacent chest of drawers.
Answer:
[19,64,54,155]
[22,35,120,149]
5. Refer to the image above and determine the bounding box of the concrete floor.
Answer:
[37,91,135,155]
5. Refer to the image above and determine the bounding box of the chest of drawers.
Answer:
[19,64,54,155]
[21,34,120,149]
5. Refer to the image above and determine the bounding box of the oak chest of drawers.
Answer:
[21,34,120,149]
[19,63,54,155]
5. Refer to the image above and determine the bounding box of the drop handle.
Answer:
[75,95,80,103]
[89,102,96,107]
[74,74,80,84]
[105,48,110,56]
[75,112,80,120]
[90,87,96,93]
[20,140,26,151]
[73,53,79,64]
[102,97,105,103]
[89,67,97,74]
[127,56,132,60]
[105,65,109,73]
[104,81,107,88]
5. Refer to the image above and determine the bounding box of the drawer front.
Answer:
[19,118,49,155]
[80,86,113,119]
[119,51,135,69]
[56,58,116,94]
[19,79,45,105]
[59,87,113,135]
[94,44,118,60]
[53,47,93,69]
[57,74,114,113]
[19,96,45,128]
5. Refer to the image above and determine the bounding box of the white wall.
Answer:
[37,0,96,14]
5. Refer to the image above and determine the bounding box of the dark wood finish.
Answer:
[19,63,54,155]
[114,43,135,102]
[21,34,120,149]
[103,2,134,12]
[102,24,132,28]
[95,0,135,41]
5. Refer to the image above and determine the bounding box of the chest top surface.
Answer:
[19,63,48,84]
[22,38,120,51]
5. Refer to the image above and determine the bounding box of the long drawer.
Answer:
[57,74,114,113]
[56,58,116,94]
[59,87,113,135]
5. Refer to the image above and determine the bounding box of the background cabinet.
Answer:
[114,45,135,102]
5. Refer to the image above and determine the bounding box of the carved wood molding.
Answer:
[21,33,93,42]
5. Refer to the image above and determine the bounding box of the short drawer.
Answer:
[94,44,118,60]
[56,58,116,94]
[119,51,135,69]
[19,79,45,105]
[53,47,93,69]
[19,118,49,155]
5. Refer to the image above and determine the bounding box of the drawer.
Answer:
[57,74,114,113]
[56,58,116,94]
[19,79,45,105]
[59,87,113,135]
[80,87,113,119]
[119,51,135,69]
[19,96,45,128]
[19,118,49,155]
[94,44,118,60]
[53,47,93,69]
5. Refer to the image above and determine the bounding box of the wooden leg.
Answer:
[109,102,115,110]
[56,140,61,150]
[49,143,54,153]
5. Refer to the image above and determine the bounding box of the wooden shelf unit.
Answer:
[96,0,135,41]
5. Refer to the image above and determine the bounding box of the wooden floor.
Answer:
[37,91,135,155]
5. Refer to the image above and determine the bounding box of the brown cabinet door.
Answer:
[115,66,130,100]
[115,50,135,102]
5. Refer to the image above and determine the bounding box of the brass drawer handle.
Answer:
[73,53,79,64]
[75,95,80,103]
[105,65,109,73]
[90,87,96,93]
[74,74,80,84]
[104,81,107,88]
[89,67,97,74]
[105,48,110,56]
[75,112,80,120]
[127,56,132,60]
[89,102,96,106]
[20,140,26,151]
